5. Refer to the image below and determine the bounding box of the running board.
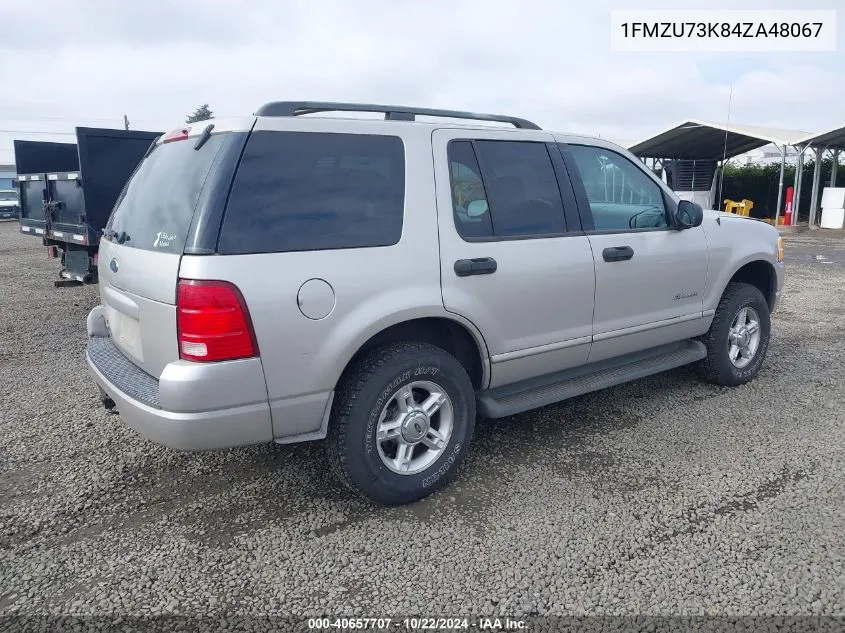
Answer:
[477,339,707,419]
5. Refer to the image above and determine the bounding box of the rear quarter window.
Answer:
[217,131,405,254]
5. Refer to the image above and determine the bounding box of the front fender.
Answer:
[702,214,783,312]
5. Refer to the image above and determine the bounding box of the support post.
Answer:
[831,150,839,188]
[792,147,805,226]
[808,147,823,227]
[774,144,786,227]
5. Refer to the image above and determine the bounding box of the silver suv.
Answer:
[86,102,785,505]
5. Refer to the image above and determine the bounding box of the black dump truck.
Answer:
[15,127,161,284]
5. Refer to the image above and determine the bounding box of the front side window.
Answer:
[567,144,668,231]
[218,131,405,254]
[447,140,567,240]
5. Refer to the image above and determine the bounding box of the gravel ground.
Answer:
[1,220,843,630]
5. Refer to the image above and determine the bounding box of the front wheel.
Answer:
[699,282,772,386]
[326,342,476,505]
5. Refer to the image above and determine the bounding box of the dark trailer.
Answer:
[14,140,79,238]
[44,127,161,283]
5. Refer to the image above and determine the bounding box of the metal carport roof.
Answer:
[628,119,812,160]
[796,125,845,150]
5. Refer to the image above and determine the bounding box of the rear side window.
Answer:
[218,131,405,254]
[447,140,567,240]
[108,134,227,254]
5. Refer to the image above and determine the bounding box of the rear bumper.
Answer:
[85,307,273,451]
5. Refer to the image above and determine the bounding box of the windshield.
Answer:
[106,134,227,254]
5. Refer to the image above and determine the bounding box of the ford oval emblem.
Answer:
[109,258,119,273]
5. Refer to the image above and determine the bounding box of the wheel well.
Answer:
[351,318,485,389]
[728,260,775,308]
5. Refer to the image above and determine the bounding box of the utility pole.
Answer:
[123,114,130,130]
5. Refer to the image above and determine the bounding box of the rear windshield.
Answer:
[218,131,405,254]
[106,134,227,254]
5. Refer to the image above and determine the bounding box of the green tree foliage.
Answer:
[186,104,214,124]
[722,157,845,219]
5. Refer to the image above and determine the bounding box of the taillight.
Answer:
[176,279,258,362]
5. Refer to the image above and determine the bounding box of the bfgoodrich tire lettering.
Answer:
[326,342,475,505]
[699,282,771,386]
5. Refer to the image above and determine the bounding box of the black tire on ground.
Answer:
[699,282,771,387]
[325,342,476,505]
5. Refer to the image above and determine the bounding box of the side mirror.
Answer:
[675,200,703,229]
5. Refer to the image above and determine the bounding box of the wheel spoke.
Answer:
[729,344,741,361]
[735,307,748,326]
[374,379,455,475]
[421,391,447,418]
[739,346,753,360]
[376,419,402,442]
[422,427,447,451]
[745,320,759,336]
[393,441,415,471]
[396,385,415,413]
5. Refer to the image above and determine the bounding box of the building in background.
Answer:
[731,144,801,167]
[0,163,20,219]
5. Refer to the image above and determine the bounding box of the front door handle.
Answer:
[454,257,498,277]
[602,246,634,262]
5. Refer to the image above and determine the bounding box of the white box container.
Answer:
[820,207,845,230]
[820,187,845,210]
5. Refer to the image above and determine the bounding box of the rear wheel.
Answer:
[699,282,771,386]
[326,342,475,505]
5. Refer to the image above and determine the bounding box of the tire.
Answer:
[326,342,475,505]
[699,282,771,386]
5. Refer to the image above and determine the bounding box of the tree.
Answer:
[186,104,214,123]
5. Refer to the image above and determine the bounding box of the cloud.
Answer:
[1,0,843,164]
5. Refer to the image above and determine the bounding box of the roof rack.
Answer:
[254,101,541,130]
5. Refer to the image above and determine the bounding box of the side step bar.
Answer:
[477,339,707,419]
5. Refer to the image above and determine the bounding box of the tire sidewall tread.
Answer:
[326,341,475,505]
[700,282,771,387]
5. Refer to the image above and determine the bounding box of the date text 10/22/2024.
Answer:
[307,617,528,631]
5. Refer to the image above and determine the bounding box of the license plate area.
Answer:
[106,306,144,362]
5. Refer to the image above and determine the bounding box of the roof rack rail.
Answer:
[254,101,541,130]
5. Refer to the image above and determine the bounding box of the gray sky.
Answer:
[1,0,843,165]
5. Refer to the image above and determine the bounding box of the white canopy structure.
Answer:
[629,120,811,161]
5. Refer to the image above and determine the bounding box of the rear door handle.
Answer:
[454,257,498,277]
[602,246,634,262]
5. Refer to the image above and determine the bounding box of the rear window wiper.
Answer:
[194,123,215,151]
